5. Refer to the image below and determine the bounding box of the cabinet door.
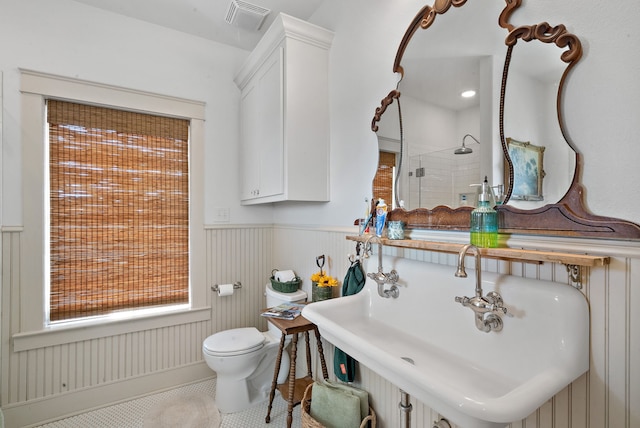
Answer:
[240,81,260,200]
[256,48,284,199]
[239,47,284,202]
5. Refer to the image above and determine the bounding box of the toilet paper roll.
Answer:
[275,270,296,282]
[217,283,235,297]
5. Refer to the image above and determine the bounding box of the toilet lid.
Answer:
[203,327,265,356]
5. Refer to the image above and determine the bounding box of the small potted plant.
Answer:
[310,271,338,302]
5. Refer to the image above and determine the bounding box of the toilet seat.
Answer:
[203,327,266,357]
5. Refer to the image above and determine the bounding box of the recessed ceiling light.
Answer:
[461,90,476,98]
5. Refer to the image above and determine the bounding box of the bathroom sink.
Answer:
[302,255,589,428]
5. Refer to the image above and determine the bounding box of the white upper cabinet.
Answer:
[235,14,333,204]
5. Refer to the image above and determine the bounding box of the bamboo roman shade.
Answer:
[48,100,190,322]
[373,151,396,206]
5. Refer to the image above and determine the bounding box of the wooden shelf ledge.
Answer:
[346,235,610,267]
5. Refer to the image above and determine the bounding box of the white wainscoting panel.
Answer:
[0,226,275,427]
[206,226,274,333]
[272,227,640,428]
[2,225,639,428]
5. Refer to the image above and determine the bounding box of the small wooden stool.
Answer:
[264,314,328,428]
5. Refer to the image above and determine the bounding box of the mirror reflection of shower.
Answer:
[454,134,481,155]
[407,146,480,210]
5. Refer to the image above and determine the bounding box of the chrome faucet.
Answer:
[454,244,508,332]
[364,235,400,298]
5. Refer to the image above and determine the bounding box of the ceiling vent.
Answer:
[225,0,271,32]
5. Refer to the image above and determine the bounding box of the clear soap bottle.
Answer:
[470,176,498,248]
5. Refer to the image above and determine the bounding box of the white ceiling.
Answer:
[68,0,564,113]
[70,0,326,51]
[69,0,479,110]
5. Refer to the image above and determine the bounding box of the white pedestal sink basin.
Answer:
[302,255,589,428]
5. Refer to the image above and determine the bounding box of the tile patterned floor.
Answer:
[35,378,301,428]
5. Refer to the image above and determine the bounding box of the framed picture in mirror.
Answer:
[506,138,545,201]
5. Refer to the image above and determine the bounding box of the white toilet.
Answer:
[202,283,307,413]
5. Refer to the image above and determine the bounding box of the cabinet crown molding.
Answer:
[234,13,334,90]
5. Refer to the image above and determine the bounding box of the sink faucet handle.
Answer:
[485,291,502,303]
[455,296,470,306]
[485,291,508,315]
[387,269,399,283]
[493,304,508,315]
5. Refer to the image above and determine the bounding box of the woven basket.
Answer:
[270,276,301,293]
[301,383,376,428]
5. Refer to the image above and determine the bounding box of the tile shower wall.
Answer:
[407,150,481,209]
[1,225,639,427]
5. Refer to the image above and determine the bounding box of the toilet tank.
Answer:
[265,283,307,336]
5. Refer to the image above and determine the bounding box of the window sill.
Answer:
[12,306,211,352]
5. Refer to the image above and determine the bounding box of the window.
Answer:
[47,100,190,322]
[372,150,396,206]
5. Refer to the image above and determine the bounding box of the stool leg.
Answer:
[265,332,286,423]
[313,327,329,380]
[304,331,312,378]
[286,333,299,428]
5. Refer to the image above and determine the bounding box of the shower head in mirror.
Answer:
[455,134,481,155]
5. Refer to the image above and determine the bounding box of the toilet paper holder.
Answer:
[211,282,242,293]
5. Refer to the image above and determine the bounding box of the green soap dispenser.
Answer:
[470,176,498,248]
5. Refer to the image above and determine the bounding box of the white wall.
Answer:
[515,0,640,222]
[0,0,275,227]
[2,0,636,237]
[4,0,635,230]
[295,0,640,228]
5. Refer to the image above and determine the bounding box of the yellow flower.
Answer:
[311,271,339,287]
